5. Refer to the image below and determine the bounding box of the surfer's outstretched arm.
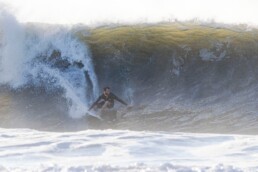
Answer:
[112,93,128,106]
[88,96,101,111]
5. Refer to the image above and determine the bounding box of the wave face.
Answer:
[82,23,258,134]
[1,11,258,133]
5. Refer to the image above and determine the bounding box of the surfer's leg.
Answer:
[101,101,110,109]
[96,101,105,109]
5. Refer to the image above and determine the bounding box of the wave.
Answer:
[81,23,258,134]
[1,11,258,134]
[0,11,99,119]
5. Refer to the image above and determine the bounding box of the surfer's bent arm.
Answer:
[88,96,101,111]
[113,93,127,106]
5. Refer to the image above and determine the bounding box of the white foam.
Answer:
[0,11,99,118]
[0,128,257,171]
[0,10,26,87]
[199,48,227,61]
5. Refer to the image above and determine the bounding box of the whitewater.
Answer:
[1,4,258,172]
[1,129,258,171]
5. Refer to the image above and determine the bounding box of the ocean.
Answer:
[1,9,258,171]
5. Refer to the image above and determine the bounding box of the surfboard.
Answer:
[85,111,103,120]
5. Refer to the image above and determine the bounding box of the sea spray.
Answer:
[0,11,99,118]
[0,10,26,87]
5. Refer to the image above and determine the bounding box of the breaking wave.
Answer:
[1,10,258,134]
[0,10,99,120]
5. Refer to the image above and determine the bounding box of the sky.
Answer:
[0,0,258,25]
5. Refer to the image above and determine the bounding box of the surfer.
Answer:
[88,87,128,111]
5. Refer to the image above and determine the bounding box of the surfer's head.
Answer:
[103,87,111,95]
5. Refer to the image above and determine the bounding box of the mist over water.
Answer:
[2,0,258,25]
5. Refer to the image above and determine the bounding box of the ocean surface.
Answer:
[1,129,258,171]
[1,9,258,171]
